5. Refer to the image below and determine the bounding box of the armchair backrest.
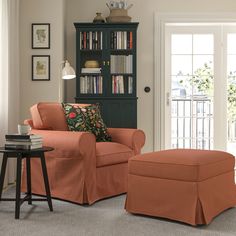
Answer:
[30,102,68,131]
[30,102,91,131]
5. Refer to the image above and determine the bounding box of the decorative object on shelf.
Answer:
[85,60,99,68]
[106,1,133,22]
[93,12,105,23]
[32,23,50,49]
[107,1,132,10]
[32,55,50,81]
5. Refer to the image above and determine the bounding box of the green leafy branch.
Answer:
[179,61,236,121]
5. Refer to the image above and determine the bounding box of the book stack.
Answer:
[112,75,124,94]
[110,31,133,50]
[111,76,133,94]
[81,68,101,74]
[5,134,43,150]
[110,55,133,74]
[80,76,103,94]
[80,31,103,50]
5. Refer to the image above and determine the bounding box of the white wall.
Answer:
[65,0,236,152]
[19,0,64,122]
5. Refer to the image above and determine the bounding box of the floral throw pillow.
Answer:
[62,103,87,131]
[62,103,111,142]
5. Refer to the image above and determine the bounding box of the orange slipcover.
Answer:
[125,149,236,225]
[21,102,145,205]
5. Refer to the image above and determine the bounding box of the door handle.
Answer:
[166,92,170,106]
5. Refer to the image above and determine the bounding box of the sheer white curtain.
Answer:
[0,0,20,188]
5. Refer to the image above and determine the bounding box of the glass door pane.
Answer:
[170,34,214,149]
[227,34,236,156]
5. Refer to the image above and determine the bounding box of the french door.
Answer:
[164,24,236,155]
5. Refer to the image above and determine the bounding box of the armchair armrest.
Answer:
[108,128,145,154]
[24,128,97,204]
[29,129,96,158]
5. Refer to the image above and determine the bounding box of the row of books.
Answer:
[79,31,133,50]
[80,31,103,50]
[80,76,103,94]
[81,68,101,74]
[5,134,43,150]
[112,75,124,94]
[112,76,133,94]
[110,55,133,74]
[110,31,133,50]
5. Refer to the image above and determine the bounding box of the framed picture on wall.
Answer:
[32,55,50,81]
[32,23,50,49]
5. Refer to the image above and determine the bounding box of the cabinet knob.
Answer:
[107,61,110,66]
[103,61,106,66]
[144,87,151,93]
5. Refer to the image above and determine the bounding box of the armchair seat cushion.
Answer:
[96,142,134,167]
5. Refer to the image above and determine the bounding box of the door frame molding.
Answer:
[154,12,236,151]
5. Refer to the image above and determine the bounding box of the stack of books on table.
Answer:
[5,134,43,150]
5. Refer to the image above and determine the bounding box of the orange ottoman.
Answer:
[125,149,236,225]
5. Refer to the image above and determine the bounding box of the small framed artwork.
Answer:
[32,23,50,49]
[32,55,50,81]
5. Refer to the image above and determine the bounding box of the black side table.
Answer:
[0,146,54,219]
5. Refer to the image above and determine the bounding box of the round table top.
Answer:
[0,146,54,154]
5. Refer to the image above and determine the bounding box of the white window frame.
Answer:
[154,12,236,151]
[165,26,223,150]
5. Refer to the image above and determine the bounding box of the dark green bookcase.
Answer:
[74,22,139,128]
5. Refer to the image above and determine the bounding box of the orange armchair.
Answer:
[22,102,145,205]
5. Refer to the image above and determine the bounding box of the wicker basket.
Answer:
[106,8,131,22]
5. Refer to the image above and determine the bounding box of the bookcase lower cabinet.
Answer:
[74,22,139,128]
[75,98,137,128]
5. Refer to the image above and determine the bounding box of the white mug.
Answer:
[17,124,31,135]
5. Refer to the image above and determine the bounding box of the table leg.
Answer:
[26,157,32,205]
[15,154,22,219]
[0,154,8,200]
[40,153,53,211]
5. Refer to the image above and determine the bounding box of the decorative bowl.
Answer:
[84,60,99,68]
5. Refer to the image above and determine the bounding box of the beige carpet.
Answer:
[0,187,236,236]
